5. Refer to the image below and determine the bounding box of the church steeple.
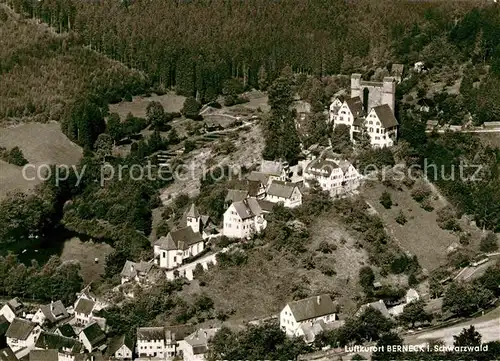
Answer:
[186,203,201,233]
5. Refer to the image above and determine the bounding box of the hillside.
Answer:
[0,4,147,123]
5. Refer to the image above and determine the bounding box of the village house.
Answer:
[302,154,361,197]
[5,318,42,355]
[32,301,69,326]
[177,328,219,361]
[223,198,267,239]
[225,179,267,207]
[73,298,96,327]
[54,324,77,339]
[295,319,345,344]
[78,322,106,353]
[120,261,154,285]
[264,180,302,208]
[387,288,421,317]
[329,96,364,140]
[34,331,84,359]
[0,299,24,323]
[280,295,338,337]
[247,160,291,186]
[356,299,391,319]
[105,335,134,360]
[364,104,399,148]
[135,327,170,359]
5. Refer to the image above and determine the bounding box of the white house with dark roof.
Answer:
[0,299,24,323]
[280,295,338,337]
[302,156,360,197]
[32,301,69,326]
[135,326,189,360]
[34,330,84,358]
[265,180,302,208]
[78,322,106,352]
[5,317,41,353]
[105,334,134,360]
[223,198,267,239]
[177,328,219,361]
[73,298,96,327]
[120,260,154,285]
[364,104,398,148]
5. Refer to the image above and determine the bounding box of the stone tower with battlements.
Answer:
[350,73,396,113]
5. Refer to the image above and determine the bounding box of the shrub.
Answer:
[181,97,201,120]
[316,256,336,276]
[395,210,407,225]
[411,182,432,202]
[420,198,434,212]
[379,191,393,209]
[5,146,28,166]
[184,140,196,154]
[436,206,460,231]
[480,232,498,253]
[317,240,337,254]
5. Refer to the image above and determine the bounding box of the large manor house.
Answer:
[329,74,399,148]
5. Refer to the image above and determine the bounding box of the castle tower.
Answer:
[350,73,362,99]
[186,204,201,233]
[382,77,396,113]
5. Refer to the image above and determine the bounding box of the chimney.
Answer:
[204,331,207,338]
[130,264,135,273]
[317,296,321,305]
[50,301,54,313]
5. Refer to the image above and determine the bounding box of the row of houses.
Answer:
[278,288,420,345]
[0,286,115,361]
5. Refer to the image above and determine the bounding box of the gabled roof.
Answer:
[186,204,200,218]
[372,104,398,128]
[74,298,95,316]
[7,299,23,313]
[257,199,275,213]
[246,171,270,185]
[81,323,106,348]
[228,179,263,197]
[38,301,69,323]
[230,198,264,220]
[287,294,337,322]
[0,348,16,361]
[267,180,300,199]
[56,324,76,338]
[356,300,391,319]
[120,260,153,279]
[5,318,37,340]
[184,328,219,349]
[29,349,58,361]
[345,97,363,116]
[155,226,203,251]
[35,331,83,353]
[106,335,134,356]
[260,160,285,176]
[74,352,105,361]
[305,158,339,177]
[136,327,165,341]
[225,189,248,203]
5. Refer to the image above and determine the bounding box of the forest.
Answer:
[3,0,496,102]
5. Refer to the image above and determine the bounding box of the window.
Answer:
[173,256,176,262]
